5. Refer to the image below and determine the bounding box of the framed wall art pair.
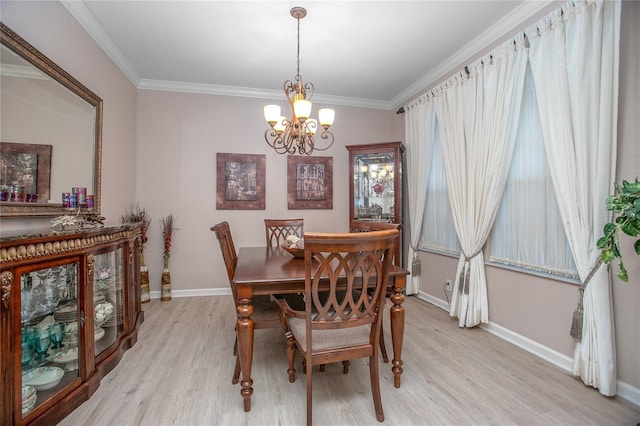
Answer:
[216,153,332,210]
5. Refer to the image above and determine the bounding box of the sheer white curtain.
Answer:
[420,116,460,255]
[404,98,435,295]
[487,65,577,278]
[527,0,620,396]
[434,37,528,327]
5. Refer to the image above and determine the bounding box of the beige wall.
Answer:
[135,90,399,293]
[1,0,637,398]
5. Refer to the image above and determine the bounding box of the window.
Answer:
[419,116,460,256]
[486,64,577,279]
[419,64,578,280]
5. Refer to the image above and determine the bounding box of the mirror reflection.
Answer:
[0,23,102,217]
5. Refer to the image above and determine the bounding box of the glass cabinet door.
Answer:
[353,151,397,221]
[93,247,124,357]
[20,262,80,419]
[347,142,404,224]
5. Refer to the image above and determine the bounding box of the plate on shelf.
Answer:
[94,327,105,341]
[51,347,78,371]
[22,366,64,391]
[52,346,78,363]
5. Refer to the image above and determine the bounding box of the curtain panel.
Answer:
[404,99,435,295]
[433,38,528,327]
[526,0,620,396]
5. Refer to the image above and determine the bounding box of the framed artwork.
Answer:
[287,156,333,209]
[0,142,52,202]
[216,153,265,210]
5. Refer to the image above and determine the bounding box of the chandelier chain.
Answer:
[296,16,301,82]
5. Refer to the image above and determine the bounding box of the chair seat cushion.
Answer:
[288,317,371,352]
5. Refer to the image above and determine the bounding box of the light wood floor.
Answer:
[59,295,639,426]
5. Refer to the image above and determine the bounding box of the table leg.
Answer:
[236,297,254,411]
[390,277,405,388]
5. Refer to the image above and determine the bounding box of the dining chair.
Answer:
[211,221,289,384]
[349,220,403,363]
[273,229,398,425]
[264,218,304,247]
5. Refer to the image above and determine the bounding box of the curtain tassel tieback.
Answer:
[569,287,584,341]
[410,245,421,277]
[569,257,603,342]
[458,250,482,295]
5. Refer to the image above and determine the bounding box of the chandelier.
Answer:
[264,7,335,155]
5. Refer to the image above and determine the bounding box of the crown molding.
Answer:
[391,0,556,109]
[63,0,555,111]
[61,0,141,85]
[138,78,392,110]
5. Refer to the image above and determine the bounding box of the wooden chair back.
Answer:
[284,229,398,424]
[350,220,402,266]
[211,221,238,305]
[303,229,397,333]
[264,218,304,247]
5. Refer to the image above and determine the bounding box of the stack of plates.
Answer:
[53,304,77,323]
[22,385,37,416]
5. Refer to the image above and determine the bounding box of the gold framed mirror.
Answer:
[0,22,102,217]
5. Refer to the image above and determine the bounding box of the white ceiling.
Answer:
[62,1,553,110]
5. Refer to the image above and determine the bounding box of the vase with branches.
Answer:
[160,214,177,301]
[597,178,640,282]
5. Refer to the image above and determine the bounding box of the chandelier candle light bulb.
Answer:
[264,6,335,155]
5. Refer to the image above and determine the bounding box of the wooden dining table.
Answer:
[232,246,410,412]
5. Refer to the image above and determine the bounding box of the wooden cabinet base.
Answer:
[1,225,144,425]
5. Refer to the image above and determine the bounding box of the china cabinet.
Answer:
[346,141,405,264]
[0,224,143,425]
[346,141,404,223]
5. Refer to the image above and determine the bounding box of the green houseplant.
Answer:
[597,178,640,282]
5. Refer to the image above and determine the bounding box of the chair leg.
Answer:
[306,356,313,426]
[286,331,297,383]
[379,323,389,363]
[342,360,350,374]
[232,353,241,384]
[369,354,385,422]
[233,335,238,356]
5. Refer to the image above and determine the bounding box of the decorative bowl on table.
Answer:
[282,235,306,258]
[282,245,305,258]
[22,366,64,391]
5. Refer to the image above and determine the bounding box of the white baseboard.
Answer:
[149,288,231,300]
[415,291,640,408]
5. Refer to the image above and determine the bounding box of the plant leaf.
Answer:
[601,248,615,264]
[617,261,628,282]
[596,236,609,249]
[621,221,640,237]
[603,222,617,238]
[635,239,640,256]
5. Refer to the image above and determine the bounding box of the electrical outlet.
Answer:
[445,279,453,292]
